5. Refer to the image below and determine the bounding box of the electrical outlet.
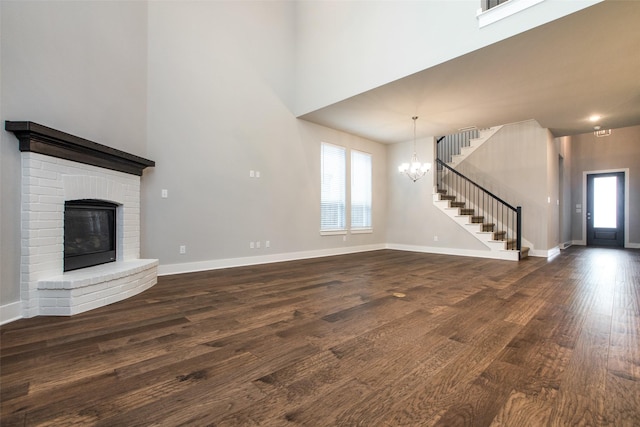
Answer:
[256,241,261,249]
[179,245,186,254]
[249,170,255,178]
[434,236,439,242]
[265,240,270,248]
[250,241,255,249]
[161,189,168,198]
[256,171,261,178]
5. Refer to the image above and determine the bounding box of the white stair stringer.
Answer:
[433,193,520,261]
[449,126,503,168]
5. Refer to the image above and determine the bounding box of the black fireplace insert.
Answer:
[64,200,118,271]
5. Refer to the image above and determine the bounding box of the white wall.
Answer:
[1,0,148,310]
[143,1,387,274]
[294,0,602,116]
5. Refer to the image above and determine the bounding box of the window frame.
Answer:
[320,143,374,236]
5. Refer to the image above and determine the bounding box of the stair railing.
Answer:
[436,129,479,164]
[481,0,510,12]
[436,159,522,251]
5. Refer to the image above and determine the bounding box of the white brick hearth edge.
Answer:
[20,152,157,317]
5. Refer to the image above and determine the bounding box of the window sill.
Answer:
[320,229,348,236]
[351,228,373,234]
[477,0,545,28]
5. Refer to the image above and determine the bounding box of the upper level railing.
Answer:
[481,0,510,12]
[436,128,479,165]
[437,159,522,251]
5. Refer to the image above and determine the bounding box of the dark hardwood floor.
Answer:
[1,247,639,426]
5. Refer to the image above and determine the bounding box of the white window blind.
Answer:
[321,143,346,231]
[351,150,372,229]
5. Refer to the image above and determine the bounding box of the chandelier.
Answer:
[398,116,431,182]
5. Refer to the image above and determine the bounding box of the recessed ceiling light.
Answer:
[589,115,601,122]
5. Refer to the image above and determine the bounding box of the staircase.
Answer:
[433,188,529,260]
[434,127,529,261]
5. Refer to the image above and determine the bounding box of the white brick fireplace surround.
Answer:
[6,121,158,318]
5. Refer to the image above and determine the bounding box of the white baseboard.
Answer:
[159,242,548,276]
[385,243,520,261]
[158,244,387,276]
[1,301,22,325]
[570,240,638,249]
[528,246,560,258]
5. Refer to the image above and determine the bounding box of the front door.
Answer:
[586,172,625,247]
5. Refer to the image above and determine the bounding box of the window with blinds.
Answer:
[351,150,372,230]
[320,142,346,232]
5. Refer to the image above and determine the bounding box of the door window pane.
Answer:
[593,176,617,228]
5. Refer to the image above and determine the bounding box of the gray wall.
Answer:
[1,0,148,308]
[0,0,389,310]
[143,1,387,272]
[569,125,640,245]
[546,129,561,250]
[557,136,573,247]
[456,120,554,252]
[386,137,488,252]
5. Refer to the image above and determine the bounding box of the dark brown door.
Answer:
[586,172,624,247]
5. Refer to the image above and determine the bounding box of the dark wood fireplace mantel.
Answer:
[5,121,154,176]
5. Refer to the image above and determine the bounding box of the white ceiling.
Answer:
[299,1,640,144]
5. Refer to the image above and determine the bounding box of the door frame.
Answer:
[581,168,629,247]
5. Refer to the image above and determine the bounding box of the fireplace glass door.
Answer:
[64,200,117,271]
